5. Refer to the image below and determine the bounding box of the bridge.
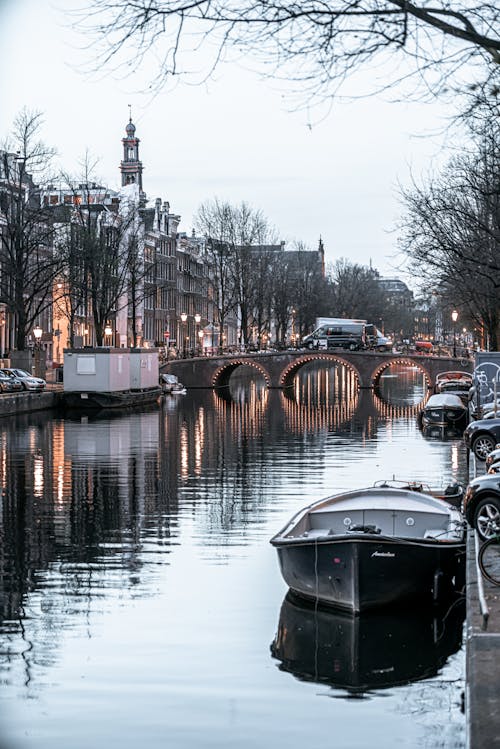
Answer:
[161,350,473,390]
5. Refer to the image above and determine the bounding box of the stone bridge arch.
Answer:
[212,358,272,389]
[279,353,362,388]
[371,357,432,391]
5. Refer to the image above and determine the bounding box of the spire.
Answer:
[318,236,325,276]
[120,108,144,194]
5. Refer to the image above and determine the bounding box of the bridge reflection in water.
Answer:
[210,361,426,436]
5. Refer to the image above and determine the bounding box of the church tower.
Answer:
[120,109,144,193]
[318,236,325,277]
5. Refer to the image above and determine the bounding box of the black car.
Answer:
[463,417,500,461]
[0,371,23,393]
[463,474,500,540]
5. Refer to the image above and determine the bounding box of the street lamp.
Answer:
[194,313,201,356]
[451,310,458,358]
[33,325,43,378]
[104,324,113,346]
[198,329,204,356]
[33,325,43,346]
[180,312,187,358]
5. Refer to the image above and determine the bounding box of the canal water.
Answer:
[0,364,467,749]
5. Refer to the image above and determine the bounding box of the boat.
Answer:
[270,591,465,693]
[63,387,162,411]
[434,371,472,404]
[161,373,186,395]
[420,393,468,428]
[270,485,465,613]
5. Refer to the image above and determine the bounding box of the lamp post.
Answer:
[451,310,458,358]
[104,324,113,347]
[180,312,187,358]
[198,329,204,356]
[33,325,43,378]
[194,313,201,356]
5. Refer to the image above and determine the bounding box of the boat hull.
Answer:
[63,387,162,411]
[274,535,465,613]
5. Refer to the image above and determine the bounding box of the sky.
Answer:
[0,0,459,282]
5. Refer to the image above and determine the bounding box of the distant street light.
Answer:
[194,313,201,356]
[104,325,113,346]
[180,312,187,358]
[451,310,458,357]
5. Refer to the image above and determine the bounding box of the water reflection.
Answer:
[271,592,465,695]
[420,424,465,441]
[0,364,468,749]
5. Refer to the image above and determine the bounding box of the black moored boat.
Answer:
[420,393,468,428]
[270,485,465,613]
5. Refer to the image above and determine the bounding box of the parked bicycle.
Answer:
[478,531,500,586]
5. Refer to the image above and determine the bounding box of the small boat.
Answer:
[270,591,465,693]
[160,373,186,395]
[270,485,465,613]
[420,393,468,428]
[435,371,472,404]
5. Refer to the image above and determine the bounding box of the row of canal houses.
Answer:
[0,115,324,369]
[0,117,213,365]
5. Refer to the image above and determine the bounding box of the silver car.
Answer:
[1,368,46,391]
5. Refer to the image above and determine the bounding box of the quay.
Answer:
[0,383,63,417]
[466,529,500,747]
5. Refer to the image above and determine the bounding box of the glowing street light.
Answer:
[33,325,43,346]
[180,312,188,358]
[451,310,458,357]
[194,313,201,356]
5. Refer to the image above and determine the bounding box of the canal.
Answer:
[0,364,468,748]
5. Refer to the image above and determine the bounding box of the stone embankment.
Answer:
[0,384,63,418]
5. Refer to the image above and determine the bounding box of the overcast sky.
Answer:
[0,0,458,281]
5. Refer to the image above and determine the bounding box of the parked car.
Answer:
[463,417,500,461]
[0,371,24,393]
[463,474,500,540]
[485,446,500,470]
[1,368,46,391]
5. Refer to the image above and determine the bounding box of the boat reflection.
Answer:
[270,591,465,695]
[420,423,465,441]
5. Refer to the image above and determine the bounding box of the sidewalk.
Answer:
[466,529,500,748]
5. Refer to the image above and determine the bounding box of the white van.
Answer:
[302,323,366,351]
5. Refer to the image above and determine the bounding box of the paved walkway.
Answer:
[466,529,500,748]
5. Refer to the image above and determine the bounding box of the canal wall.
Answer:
[0,390,63,418]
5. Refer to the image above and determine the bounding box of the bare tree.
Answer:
[76,2,499,105]
[195,198,238,351]
[290,243,325,337]
[324,258,389,321]
[0,109,61,352]
[398,120,500,349]
[56,159,145,347]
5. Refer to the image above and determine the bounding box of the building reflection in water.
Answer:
[270,591,465,695]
